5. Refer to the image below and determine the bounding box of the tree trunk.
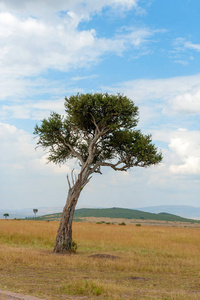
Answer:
[53,169,91,253]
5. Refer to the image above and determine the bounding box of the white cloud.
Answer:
[36,154,72,175]
[136,127,200,176]
[0,99,65,120]
[169,131,200,175]
[0,122,75,174]
[71,74,98,81]
[104,74,200,127]
[0,12,98,77]
[0,0,139,19]
[106,74,200,103]
[0,1,156,103]
[185,41,200,52]
[172,38,200,64]
[169,90,200,115]
[0,122,35,170]
[0,12,153,78]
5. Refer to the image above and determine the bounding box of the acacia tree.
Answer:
[33,209,38,218]
[34,93,162,253]
[3,213,9,219]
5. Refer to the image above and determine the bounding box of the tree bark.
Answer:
[53,168,91,253]
[53,129,100,253]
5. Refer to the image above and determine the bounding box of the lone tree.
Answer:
[33,209,38,218]
[34,93,162,253]
[3,213,9,219]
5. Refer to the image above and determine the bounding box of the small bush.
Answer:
[106,222,111,225]
[70,240,78,253]
[118,222,126,226]
[62,240,78,253]
[136,224,141,227]
[63,280,104,296]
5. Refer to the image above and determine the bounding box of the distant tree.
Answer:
[3,213,9,219]
[33,209,38,218]
[34,93,162,253]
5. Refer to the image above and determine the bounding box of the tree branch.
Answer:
[86,117,110,165]
[66,175,71,190]
[81,175,92,189]
[91,155,153,174]
[99,162,128,171]
[90,113,100,134]
[93,165,102,175]
[91,159,130,173]
[58,131,84,165]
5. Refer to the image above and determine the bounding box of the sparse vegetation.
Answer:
[1,220,200,299]
[70,240,78,253]
[118,222,126,225]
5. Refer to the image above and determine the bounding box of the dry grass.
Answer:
[1,220,200,299]
[81,216,200,227]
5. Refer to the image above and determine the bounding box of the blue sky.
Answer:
[0,0,200,211]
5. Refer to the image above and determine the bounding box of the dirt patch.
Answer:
[0,290,44,300]
[0,291,89,300]
[89,253,120,260]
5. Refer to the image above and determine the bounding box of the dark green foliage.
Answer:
[3,213,9,219]
[33,209,38,218]
[34,93,162,170]
[119,222,126,225]
[64,93,139,132]
[109,130,162,167]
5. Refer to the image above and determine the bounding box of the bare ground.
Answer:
[0,291,89,300]
[0,290,44,300]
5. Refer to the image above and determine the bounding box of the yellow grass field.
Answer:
[1,220,200,299]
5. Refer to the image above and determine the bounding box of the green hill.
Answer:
[36,207,199,223]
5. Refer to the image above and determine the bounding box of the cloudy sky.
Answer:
[1,0,200,211]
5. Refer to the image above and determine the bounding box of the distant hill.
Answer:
[137,205,200,219]
[2,206,200,222]
[35,207,200,223]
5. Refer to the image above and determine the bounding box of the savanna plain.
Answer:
[1,220,200,300]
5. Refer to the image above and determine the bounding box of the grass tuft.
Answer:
[62,280,104,296]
